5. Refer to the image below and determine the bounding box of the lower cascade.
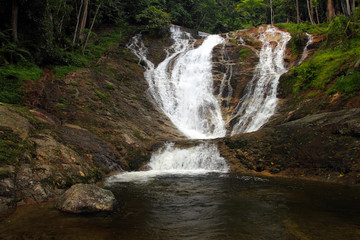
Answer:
[109,25,293,182]
[107,143,228,183]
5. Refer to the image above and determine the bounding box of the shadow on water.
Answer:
[1,174,360,240]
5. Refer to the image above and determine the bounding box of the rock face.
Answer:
[219,109,360,184]
[55,184,116,213]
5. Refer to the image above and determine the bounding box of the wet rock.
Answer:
[56,184,116,213]
[220,108,360,184]
[0,105,32,140]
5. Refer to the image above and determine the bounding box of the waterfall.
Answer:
[298,33,313,65]
[128,26,226,139]
[107,143,228,183]
[108,25,292,182]
[230,26,291,135]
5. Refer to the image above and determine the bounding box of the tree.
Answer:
[236,0,267,26]
[11,0,19,42]
[307,0,315,24]
[79,0,88,40]
[328,0,335,21]
[136,5,171,34]
[296,0,300,23]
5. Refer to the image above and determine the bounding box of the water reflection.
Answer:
[1,175,360,240]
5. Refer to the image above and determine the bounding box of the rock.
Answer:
[56,184,116,213]
[0,105,32,140]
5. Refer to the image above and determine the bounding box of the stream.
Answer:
[1,175,360,239]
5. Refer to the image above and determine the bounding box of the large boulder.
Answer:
[55,184,116,213]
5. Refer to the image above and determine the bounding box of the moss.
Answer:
[53,65,79,78]
[238,48,250,62]
[94,90,110,100]
[0,127,26,167]
[0,63,43,104]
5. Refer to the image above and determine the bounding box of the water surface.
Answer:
[1,174,360,240]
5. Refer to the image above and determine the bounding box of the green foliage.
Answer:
[236,0,267,26]
[327,16,360,49]
[136,6,171,34]
[54,66,79,78]
[238,48,251,62]
[292,41,360,94]
[328,71,360,96]
[276,22,327,55]
[0,63,43,104]
[0,30,32,65]
[94,90,110,100]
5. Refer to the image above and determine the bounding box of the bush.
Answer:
[328,71,360,96]
[136,6,171,35]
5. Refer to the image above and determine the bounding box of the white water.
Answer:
[230,26,291,134]
[109,25,292,182]
[128,26,226,140]
[106,143,228,183]
[298,33,314,65]
[108,26,229,182]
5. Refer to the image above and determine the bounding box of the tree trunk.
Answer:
[83,3,101,54]
[307,0,315,24]
[11,0,19,42]
[72,0,84,46]
[346,0,351,15]
[270,0,274,25]
[296,0,301,24]
[79,0,89,40]
[341,0,347,16]
[315,5,320,24]
[352,0,356,13]
[328,0,335,22]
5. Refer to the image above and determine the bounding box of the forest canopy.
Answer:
[0,0,359,104]
[0,0,359,65]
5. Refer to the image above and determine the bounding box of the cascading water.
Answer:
[107,143,228,182]
[230,26,291,134]
[130,26,226,139]
[108,25,292,182]
[107,26,229,182]
[298,33,314,65]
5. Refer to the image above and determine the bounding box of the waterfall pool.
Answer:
[1,174,360,239]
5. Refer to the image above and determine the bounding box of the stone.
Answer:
[56,184,116,213]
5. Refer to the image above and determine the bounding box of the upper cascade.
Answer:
[230,25,291,134]
[128,25,292,138]
[128,25,226,139]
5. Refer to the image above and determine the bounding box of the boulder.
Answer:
[55,184,116,213]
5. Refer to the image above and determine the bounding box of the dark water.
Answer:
[1,174,360,240]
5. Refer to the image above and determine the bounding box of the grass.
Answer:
[53,65,80,78]
[281,16,360,97]
[0,27,126,105]
[50,29,124,80]
[292,39,360,94]
[0,62,43,104]
[328,71,360,96]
